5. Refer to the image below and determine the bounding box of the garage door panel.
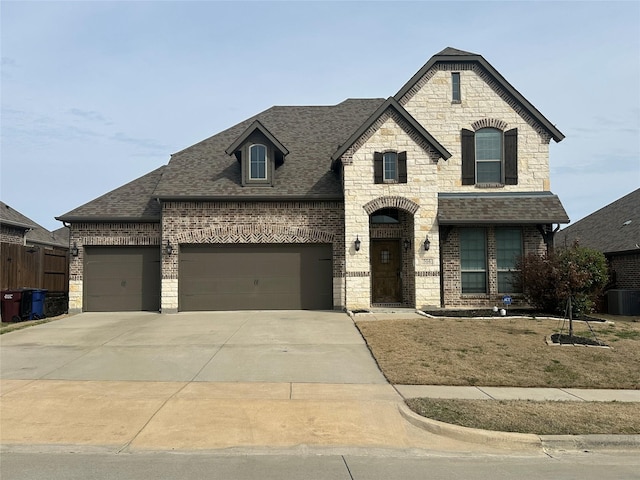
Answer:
[179,244,332,311]
[84,247,160,312]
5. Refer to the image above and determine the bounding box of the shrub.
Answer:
[517,243,608,317]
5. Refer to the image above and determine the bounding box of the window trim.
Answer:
[383,151,398,183]
[452,72,461,103]
[474,128,503,185]
[460,228,488,294]
[249,143,268,181]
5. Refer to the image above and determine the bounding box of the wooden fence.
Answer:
[1,242,69,292]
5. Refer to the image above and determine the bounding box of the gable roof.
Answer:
[438,192,570,225]
[394,47,565,143]
[1,201,69,248]
[225,120,289,157]
[154,99,385,200]
[330,97,451,166]
[57,166,165,222]
[555,189,640,255]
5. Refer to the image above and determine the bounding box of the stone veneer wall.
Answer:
[342,111,442,310]
[399,64,553,193]
[161,201,344,312]
[1,225,25,244]
[68,222,161,312]
[441,225,544,307]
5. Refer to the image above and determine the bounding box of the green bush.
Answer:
[516,243,608,317]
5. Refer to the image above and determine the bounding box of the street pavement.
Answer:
[1,311,638,457]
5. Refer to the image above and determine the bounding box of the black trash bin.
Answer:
[1,289,33,323]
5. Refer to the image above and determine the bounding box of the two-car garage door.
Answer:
[179,244,333,311]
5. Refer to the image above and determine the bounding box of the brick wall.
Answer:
[609,253,640,289]
[442,225,544,307]
[67,222,161,311]
[1,225,25,244]
[161,201,344,311]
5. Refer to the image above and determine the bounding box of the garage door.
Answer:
[84,246,160,312]
[179,244,333,311]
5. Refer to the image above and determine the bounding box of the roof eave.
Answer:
[156,194,344,202]
[438,218,570,225]
[55,216,161,223]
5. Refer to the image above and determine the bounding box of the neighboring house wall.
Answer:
[342,113,442,309]
[161,201,345,312]
[69,222,161,311]
[399,66,552,193]
[1,225,25,244]
[609,253,640,289]
[441,225,545,307]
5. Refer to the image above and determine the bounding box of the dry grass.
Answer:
[406,398,640,435]
[356,316,640,389]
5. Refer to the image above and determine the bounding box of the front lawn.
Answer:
[356,316,640,389]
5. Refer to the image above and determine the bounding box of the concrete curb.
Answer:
[397,403,543,452]
[541,435,640,452]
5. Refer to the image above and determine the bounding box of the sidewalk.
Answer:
[394,385,640,402]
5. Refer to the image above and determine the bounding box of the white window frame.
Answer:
[383,151,398,182]
[475,128,503,184]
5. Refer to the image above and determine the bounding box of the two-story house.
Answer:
[58,47,569,313]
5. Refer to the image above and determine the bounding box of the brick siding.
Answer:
[608,253,640,289]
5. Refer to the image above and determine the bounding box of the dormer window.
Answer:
[250,144,267,180]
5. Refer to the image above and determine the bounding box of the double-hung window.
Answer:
[249,144,267,180]
[374,151,407,184]
[452,72,461,103]
[460,228,487,293]
[383,152,398,182]
[496,228,522,293]
[475,128,502,184]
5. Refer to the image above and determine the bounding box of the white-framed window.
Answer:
[496,227,522,293]
[249,144,267,180]
[460,228,487,294]
[475,128,502,184]
[383,152,398,182]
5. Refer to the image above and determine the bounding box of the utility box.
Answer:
[607,289,640,316]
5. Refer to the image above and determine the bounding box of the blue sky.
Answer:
[2,1,639,232]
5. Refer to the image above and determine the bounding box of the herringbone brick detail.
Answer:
[178,224,334,244]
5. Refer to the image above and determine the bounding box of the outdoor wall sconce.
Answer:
[70,242,79,257]
[354,236,361,252]
[403,238,411,252]
[423,236,431,251]
[165,239,173,256]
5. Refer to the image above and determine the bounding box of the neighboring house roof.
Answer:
[555,188,640,255]
[330,97,451,166]
[394,47,565,143]
[57,166,165,222]
[154,99,385,200]
[438,192,570,225]
[1,201,68,248]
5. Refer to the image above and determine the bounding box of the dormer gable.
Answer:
[225,120,289,186]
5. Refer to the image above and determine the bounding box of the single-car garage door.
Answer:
[179,244,332,311]
[84,246,161,312]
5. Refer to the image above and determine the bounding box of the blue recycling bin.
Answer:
[30,289,47,320]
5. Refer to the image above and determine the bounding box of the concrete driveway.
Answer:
[1,311,386,383]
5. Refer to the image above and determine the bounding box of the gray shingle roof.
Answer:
[1,201,68,247]
[555,189,640,255]
[438,192,570,225]
[154,99,385,199]
[57,166,165,222]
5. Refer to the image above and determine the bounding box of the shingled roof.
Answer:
[154,99,385,200]
[438,192,570,225]
[555,189,640,255]
[57,166,165,222]
[1,201,69,247]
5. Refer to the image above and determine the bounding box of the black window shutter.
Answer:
[374,152,383,184]
[504,128,518,185]
[461,129,475,185]
[398,151,407,183]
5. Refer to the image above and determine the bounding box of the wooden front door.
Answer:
[371,239,402,304]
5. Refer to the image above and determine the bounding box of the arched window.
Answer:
[249,144,267,180]
[475,128,502,184]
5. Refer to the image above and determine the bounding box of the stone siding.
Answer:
[401,67,552,193]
